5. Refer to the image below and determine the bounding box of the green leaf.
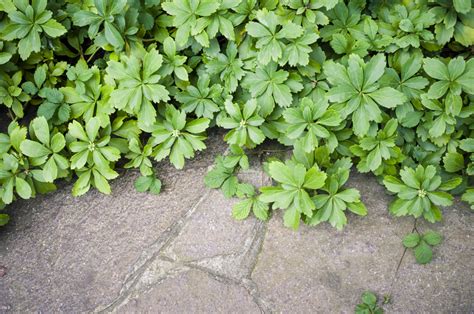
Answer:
[104,21,124,48]
[283,206,300,230]
[268,161,296,186]
[361,291,377,306]
[303,167,327,189]
[232,198,253,220]
[427,191,453,207]
[369,87,406,108]
[205,160,233,189]
[43,157,58,182]
[253,199,269,220]
[453,0,471,13]
[439,177,462,191]
[134,175,153,192]
[0,214,10,226]
[185,118,210,134]
[221,176,238,198]
[93,170,112,194]
[347,201,367,216]
[68,120,88,142]
[414,241,433,264]
[32,116,50,145]
[50,133,66,153]
[424,58,448,80]
[423,230,442,246]
[20,140,51,157]
[443,152,464,173]
[15,177,32,199]
[149,178,162,195]
[402,233,421,248]
[41,19,67,37]
[134,175,162,194]
[383,176,405,193]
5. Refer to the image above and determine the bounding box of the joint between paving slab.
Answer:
[241,277,273,313]
[95,189,212,312]
[185,263,272,313]
[246,221,268,278]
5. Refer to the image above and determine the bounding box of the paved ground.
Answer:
[0,132,473,313]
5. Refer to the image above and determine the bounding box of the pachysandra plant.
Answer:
[309,158,367,230]
[350,119,401,173]
[0,0,472,265]
[355,291,384,314]
[0,71,30,118]
[205,42,246,93]
[204,155,240,199]
[106,47,170,127]
[242,62,302,116]
[20,116,69,183]
[260,159,327,230]
[175,74,223,119]
[67,117,121,196]
[232,183,269,221]
[72,0,129,50]
[383,165,461,223]
[217,98,265,148]
[283,96,342,152]
[2,0,66,60]
[324,53,407,136]
[150,104,209,169]
[402,230,443,264]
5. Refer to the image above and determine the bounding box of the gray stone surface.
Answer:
[385,199,474,313]
[0,135,473,313]
[162,189,257,262]
[116,269,260,313]
[251,172,415,313]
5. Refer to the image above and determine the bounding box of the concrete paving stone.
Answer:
[116,269,260,313]
[0,135,225,312]
[385,198,474,313]
[188,220,266,281]
[251,173,417,313]
[163,189,258,262]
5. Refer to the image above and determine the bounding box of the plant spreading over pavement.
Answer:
[0,0,473,263]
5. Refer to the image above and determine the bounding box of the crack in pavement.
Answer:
[185,263,272,313]
[95,145,275,313]
[245,221,268,278]
[98,214,271,313]
[95,188,211,312]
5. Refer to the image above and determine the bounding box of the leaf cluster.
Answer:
[0,0,473,235]
[355,291,384,314]
[403,230,443,264]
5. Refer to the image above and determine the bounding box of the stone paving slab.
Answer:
[385,199,474,313]
[116,269,260,313]
[251,172,415,313]
[0,135,473,313]
[162,189,257,262]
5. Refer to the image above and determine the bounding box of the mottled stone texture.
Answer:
[0,136,473,313]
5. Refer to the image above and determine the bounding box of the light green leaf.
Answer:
[41,19,66,37]
[15,177,32,199]
[414,241,433,264]
[20,140,51,157]
[402,233,421,248]
[423,230,442,246]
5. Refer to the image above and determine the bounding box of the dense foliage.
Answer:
[0,0,473,246]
